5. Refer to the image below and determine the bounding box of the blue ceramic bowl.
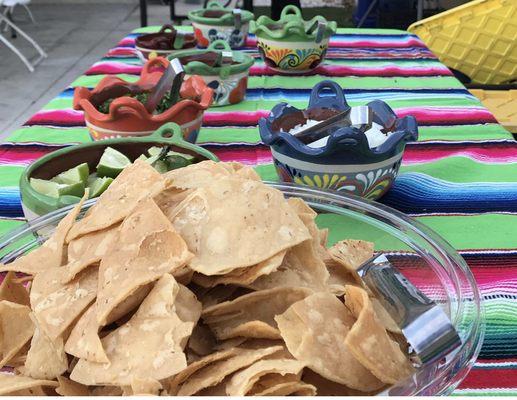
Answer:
[259,80,418,200]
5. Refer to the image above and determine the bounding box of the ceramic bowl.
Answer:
[19,123,218,220]
[134,25,197,59]
[73,57,213,142]
[250,5,336,73]
[188,0,254,49]
[259,80,418,200]
[170,40,254,107]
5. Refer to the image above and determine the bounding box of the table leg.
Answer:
[169,0,176,21]
[140,0,148,27]
[242,0,253,12]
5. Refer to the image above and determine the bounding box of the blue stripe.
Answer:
[0,189,23,218]
[381,173,517,214]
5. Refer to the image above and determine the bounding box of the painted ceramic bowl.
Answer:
[250,5,336,73]
[188,0,254,49]
[170,40,254,107]
[259,80,418,200]
[134,25,197,59]
[73,57,214,142]
[19,123,218,220]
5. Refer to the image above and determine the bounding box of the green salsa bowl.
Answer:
[19,123,218,220]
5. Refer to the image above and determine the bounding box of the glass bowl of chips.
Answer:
[0,182,483,396]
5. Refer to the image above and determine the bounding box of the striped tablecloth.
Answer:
[1,27,516,395]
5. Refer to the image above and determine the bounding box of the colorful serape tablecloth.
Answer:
[1,26,516,395]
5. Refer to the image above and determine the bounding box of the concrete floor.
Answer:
[0,1,202,139]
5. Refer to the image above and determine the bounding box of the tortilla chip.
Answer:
[170,176,311,275]
[55,376,89,396]
[173,265,194,285]
[104,282,152,326]
[287,197,317,218]
[197,285,242,309]
[212,337,248,351]
[0,301,34,368]
[154,187,194,222]
[0,272,30,306]
[192,251,286,288]
[30,265,97,340]
[63,224,119,283]
[0,194,86,275]
[66,160,164,242]
[23,315,68,379]
[163,160,232,190]
[173,345,284,396]
[8,385,50,396]
[302,369,376,396]
[220,162,261,181]
[344,285,414,384]
[202,287,313,340]
[95,199,191,326]
[328,239,374,272]
[275,292,383,392]
[325,258,360,296]
[188,322,216,357]
[371,297,402,334]
[64,302,108,363]
[226,358,306,395]
[130,377,163,395]
[70,274,199,386]
[7,342,30,368]
[251,377,317,396]
[0,374,58,395]
[90,386,123,396]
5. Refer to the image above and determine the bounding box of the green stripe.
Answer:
[0,219,25,237]
[316,212,517,251]
[6,126,91,144]
[453,391,517,396]
[197,127,260,144]
[400,157,517,183]
[70,74,138,88]
[0,166,26,186]
[418,124,513,141]
[248,76,465,90]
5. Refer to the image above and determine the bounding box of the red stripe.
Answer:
[459,368,517,389]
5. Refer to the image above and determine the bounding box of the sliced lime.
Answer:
[96,147,131,178]
[147,146,162,157]
[30,178,85,198]
[53,162,89,185]
[87,176,114,198]
[153,160,168,174]
[166,154,193,171]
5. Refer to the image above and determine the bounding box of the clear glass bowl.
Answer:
[0,183,484,396]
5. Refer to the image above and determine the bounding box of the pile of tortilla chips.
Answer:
[0,160,414,396]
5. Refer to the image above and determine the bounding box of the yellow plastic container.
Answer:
[469,89,517,133]
[408,0,517,85]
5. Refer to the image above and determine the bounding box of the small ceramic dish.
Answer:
[259,80,418,199]
[19,123,218,220]
[188,0,254,49]
[134,25,197,59]
[73,57,213,142]
[170,40,254,106]
[250,5,337,73]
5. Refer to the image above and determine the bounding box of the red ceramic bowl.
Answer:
[73,57,213,142]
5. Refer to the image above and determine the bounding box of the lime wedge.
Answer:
[147,146,162,157]
[153,160,168,174]
[166,154,193,171]
[87,176,113,198]
[167,151,195,162]
[30,178,85,198]
[96,147,131,178]
[53,163,89,185]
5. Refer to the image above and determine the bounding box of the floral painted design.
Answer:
[258,42,328,71]
[206,75,246,106]
[273,159,401,200]
[194,25,246,48]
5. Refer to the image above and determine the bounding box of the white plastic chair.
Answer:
[2,0,35,28]
[0,0,46,72]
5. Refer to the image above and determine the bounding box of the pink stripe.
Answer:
[203,108,497,126]
[26,110,85,126]
[118,37,134,46]
[212,147,272,165]
[249,64,452,77]
[403,146,517,165]
[106,47,138,57]
[86,62,142,75]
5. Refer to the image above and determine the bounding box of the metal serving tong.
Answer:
[356,254,462,366]
[305,20,327,43]
[145,57,185,112]
[293,106,372,145]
